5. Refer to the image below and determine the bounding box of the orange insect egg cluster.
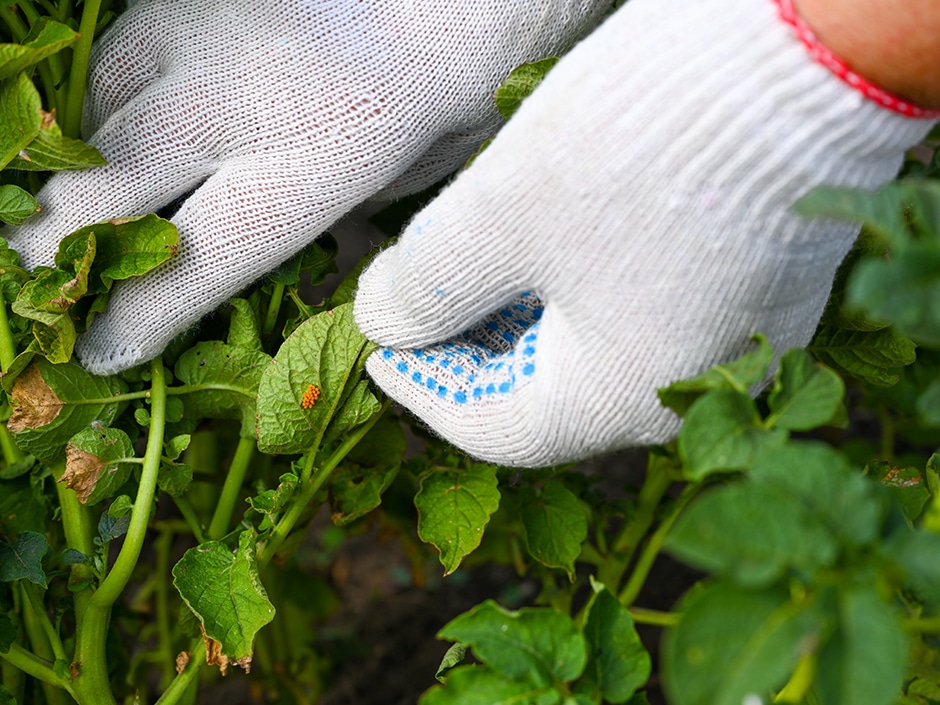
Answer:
[301,384,321,409]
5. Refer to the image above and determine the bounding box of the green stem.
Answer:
[0,5,28,42]
[0,424,25,465]
[258,402,389,568]
[262,283,286,337]
[628,607,679,628]
[154,639,205,705]
[0,301,17,373]
[51,462,96,619]
[618,484,700,607]
[21,584,67,663]
[61,0,102,138]
[18,586,71,705]
[0,644,73,695]
[154,527,176,690]
[207,435,255,540]
[906,616,940,634]
[171,495,207,543]
[72,358,166,705]
[67,382,255,406]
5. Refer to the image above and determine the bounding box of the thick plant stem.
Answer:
[628,607,679,628]
[262,283,286,337]
[21,584,67,663]
[60,0,102,138]
[0,424,25,465]
[51,462,97,620]
[0,301,17,372]
[0,644,73,695]
[72,359,166,705]
[207,435,256,540]
[258,402,389,569]
[154,639,205,705]
[618,484,700,608]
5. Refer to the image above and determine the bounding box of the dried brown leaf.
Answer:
[60,444,107,504]
[8,363,63,432]
[175,651,191,674]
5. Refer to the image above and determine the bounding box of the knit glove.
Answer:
[3,0,608,374]
[353,0,939,467]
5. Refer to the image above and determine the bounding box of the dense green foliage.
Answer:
[2,3,940,705]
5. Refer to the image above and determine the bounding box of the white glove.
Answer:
[3,0,608,374]
[354,0,938,467]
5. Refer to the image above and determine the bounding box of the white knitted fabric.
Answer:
[354,0,938,467]
[3,0,609,374]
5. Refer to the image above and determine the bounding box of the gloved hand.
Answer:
[354,0,939,467]
[3,0,608,374]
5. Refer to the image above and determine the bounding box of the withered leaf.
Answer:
[201,625,252,675]
[61,445,105,504]
[8,363,62,431]
[175,651,191,674]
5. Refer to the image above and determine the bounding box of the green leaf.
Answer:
[808,325,916,387]
[174,341,270,436]
[439,601,587,687]
[0,475,49,536]
[227,298,262,352]
[8,117,106,171]
[158,463,193,498]
[0,184,40,225]
[0,18,79,81]
[917,380,940,427]
[494,57,560,120]
[888,529,940,607]
[0,239,30,303]
[0,682,14,705]
[868,461,930,522]
[678,389,787,480]
[267,236,338,287]
[0,72,42,170]
[61,426,135,505]
[576,580,650,703]
[661,582,824,705]
[665,482,837,586]
[416,464,500,575]
[321,379,382,447]
[519,480,587,580]
[8,359,127,460]
[421,665,561,705]
[766,349,844,430]
[750,442,885,547]
[815,583,907,705]
[658,334,773,416]
[0,531,50,588]
[56,215,179,291]
[172,529,275,669]
[96,511,130,545]
[847,240,940,347]
[435,643,468,682]
[0,612,15,652]
[256,304,371,454]
[794,183,910,246]
[164,434,191,461]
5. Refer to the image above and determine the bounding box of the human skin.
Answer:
[795,0,940,108]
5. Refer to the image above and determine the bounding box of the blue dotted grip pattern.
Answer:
[377,292,543,404]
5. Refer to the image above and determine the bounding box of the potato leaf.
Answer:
[438,601,586,688]
[576,580,650,704]
[174,341,270,436]
[519,480,587,580]
[662,582,824,705]
[808,325,916,387]
[0,184,40,226]
[256,304,371,454]
[0,531,50,588]
[8,116,105,171]
[0,72,42,170]
[62,426,136,505]
[421,665,560,705]
[8,359,127,460]
[172,529,275,671]
[416,464,500,575]
[494,57,559,120]
[766,349,844,431]
[0,18,78,81]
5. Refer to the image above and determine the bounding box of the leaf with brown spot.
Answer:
[61,427,135,505]
[201,625,230,676]
[8,363,62,431]
[7,359,127,461]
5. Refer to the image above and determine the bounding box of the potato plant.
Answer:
[3,3,940,705]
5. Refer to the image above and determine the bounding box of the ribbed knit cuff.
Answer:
[773,0,940,119]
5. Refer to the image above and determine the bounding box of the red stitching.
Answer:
[772,0,940,119]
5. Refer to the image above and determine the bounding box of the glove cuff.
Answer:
[773,0,940,119]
